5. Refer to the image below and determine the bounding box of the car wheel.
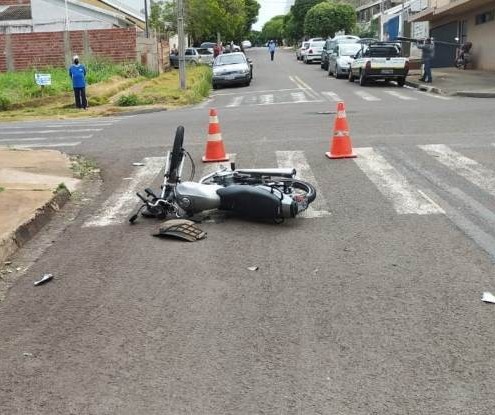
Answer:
[348,70,355,82]
[305,58,310,64]
[212,83,218,90]
[359,70,367,86]
[397,77,405,87]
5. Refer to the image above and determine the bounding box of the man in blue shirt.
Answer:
[69,55,88,109]
[268,40,276,61]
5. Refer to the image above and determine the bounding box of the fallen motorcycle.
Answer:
[129,126,317,224]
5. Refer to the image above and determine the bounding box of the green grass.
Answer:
[0,187,4,193]
[0,57,158,110]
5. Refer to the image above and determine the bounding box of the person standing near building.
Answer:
[268,40,276,61]
[69,55,88,110]
[417,38,434,83]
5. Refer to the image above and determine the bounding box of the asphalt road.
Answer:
[2,48,495,414]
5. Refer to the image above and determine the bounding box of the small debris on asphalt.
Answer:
[6,269,13,273]
[34,273,53,286]
[481,292,495,304]
[23,352,33,357]
[16,267,22,271]
[123,177,133,180]
[247,266,259,271]
[312,268,319,274]
[4,261,12,266]
[132,162,145,166]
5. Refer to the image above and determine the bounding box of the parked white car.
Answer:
[328,42,363,78]
[241,40,252,49]
[296,41,310,60]
[303,40,326,64]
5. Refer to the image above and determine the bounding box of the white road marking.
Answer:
[383,90,417,101]
[412,90,452,100]
[244,95,258,105]
[83,157,166,227]
[353,147,444,214]
[201,154,237,177]
[7,142,82,148]
[291,92,310,103]
[0,128,102,135]
[226,96,244,107]
[0,135,93,143]
[421,144,495,195]
[293,76,320,100]
[259,94,274,105]
[212,88,301,96]
[321,91,343,102]
[354,90,381,101]
[45,123,114,127]
[276,150,331,218]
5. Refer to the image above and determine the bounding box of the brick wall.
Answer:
[0,0,30,4]
[0,28,137,71]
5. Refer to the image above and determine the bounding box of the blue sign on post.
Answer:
[34,73,52,86]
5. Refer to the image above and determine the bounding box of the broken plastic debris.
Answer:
[132,162,145,166]
[16,267,21,271]
[481,292,495,304]
[247,266,259,271]
[153,219,207,242]
[4,261,12,266]
[34,273,53,286]
[23,352,33,357]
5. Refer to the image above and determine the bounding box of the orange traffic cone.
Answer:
[325,102,356,159]
[203,108,229,162]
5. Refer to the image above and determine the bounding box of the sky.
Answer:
[114,0,294,32]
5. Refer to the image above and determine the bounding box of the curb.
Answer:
[455,91,495,98]
[406,80,444,95]
[406,80,495,98]
[0,188,71,264]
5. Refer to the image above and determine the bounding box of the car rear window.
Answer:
[365,46,401,57]
[310,41,325,48]
[303,42,310,48]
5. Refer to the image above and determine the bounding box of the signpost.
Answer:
[35,73,52,96]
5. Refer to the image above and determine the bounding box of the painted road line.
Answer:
[0,135,93,143]
[293,76,320,100]
[259,94,274,105]
[383,90,417,101]
[354,90,381,101]
[212,88,301,97]
[45,123,114,127]
[412,90,452,100]
[321,91,343,102]
[9,142,82,148]
[353,147,444,214]
[226,96,244,107]
[244,95,258,105]
[291,92,310,103]
[276,151,331,219]
[0,128,102,135]
[421,144,495,195]
[200,154,237,178]
[83,157,166,228]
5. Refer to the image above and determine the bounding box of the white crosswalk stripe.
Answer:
[354,90,381,101]
[383,90,417,101]
[420,144,495,195]
[226,96,244,107]
[259,94,274,105]
[83,157,166,228]
[7,142,82,148]
[290,91,310,103]
[321,91,343,102]
[276,151,331,218]
[353,147,444,214]
[200,154,237,178]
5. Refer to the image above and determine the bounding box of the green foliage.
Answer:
[0,186,4,193]
[282,12,299,45]
[117,94,149,107]
[244,0,261,34]
[290,0,326,40]
[150,0,177,35]
[88,95,109,106]
[261,15,285,43]
[0,94,11,111]
[247,30,263,46]
[304,1,356,38]
[353,20,378,39]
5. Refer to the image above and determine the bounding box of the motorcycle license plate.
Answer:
[381,69,393,74]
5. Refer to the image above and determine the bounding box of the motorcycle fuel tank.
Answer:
[175,182,222,214]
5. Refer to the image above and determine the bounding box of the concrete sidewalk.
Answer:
[0,148,80,264]
[407,67,495,97]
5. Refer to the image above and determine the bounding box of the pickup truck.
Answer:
[348,42,409,87]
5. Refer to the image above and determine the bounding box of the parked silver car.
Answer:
[212,52,252,89]
[328,43,363,78]
[170,48,214,68]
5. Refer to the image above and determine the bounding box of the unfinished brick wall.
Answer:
[0,0,30,4]
[0,28,137,71]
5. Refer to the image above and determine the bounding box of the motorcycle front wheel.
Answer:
[168,126,185,183]
[286,179,317,204]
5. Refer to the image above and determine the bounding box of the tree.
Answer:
[244,0,261,34]
[149,0,177,35]
[261,15,285,43]
[290,0,326,39]
[304,2,356,39]
[282,12,299,45]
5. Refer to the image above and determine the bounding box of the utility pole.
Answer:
[144,0,149,38]
[380,0,384,41]
[177,0,186,89]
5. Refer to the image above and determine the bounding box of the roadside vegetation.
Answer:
[0,57,212,121]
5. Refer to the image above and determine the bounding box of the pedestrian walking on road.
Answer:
[268,40,276,61]
[69,55,88,110]
[417,38,435,83]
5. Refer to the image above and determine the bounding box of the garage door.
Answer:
[430,21,458,68]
